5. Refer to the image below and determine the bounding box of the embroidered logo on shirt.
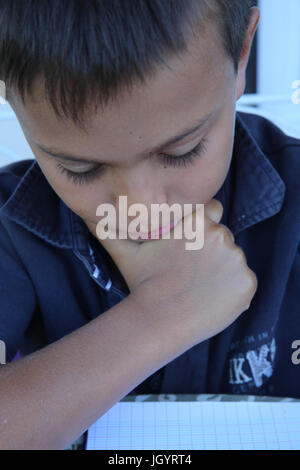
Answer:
[229,336,276,389]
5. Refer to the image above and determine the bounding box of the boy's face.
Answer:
[9,10,259,241]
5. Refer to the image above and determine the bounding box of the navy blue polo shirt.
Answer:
[0,111,300,398]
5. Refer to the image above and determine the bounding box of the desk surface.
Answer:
[68,393,300,450]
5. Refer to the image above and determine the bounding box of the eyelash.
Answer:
[55,137,208,186]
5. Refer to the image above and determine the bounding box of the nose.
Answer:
[113,170,168,232]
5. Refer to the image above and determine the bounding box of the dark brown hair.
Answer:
[0,0,256,126]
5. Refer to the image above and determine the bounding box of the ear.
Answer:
[236,7,260,101]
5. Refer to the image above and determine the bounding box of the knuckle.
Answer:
[243,268,258,297]
[233,246,247,263]
[221,224,234,241]
[248,269,258,292]
[215,224,233,244]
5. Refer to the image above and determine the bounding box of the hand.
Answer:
[98,199,258,349]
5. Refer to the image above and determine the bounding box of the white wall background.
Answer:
[0,100,35,166]
[0,0,300,168]
[237,0,300,137]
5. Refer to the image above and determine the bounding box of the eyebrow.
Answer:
[34,111,214,165]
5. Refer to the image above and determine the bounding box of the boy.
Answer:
[0,0,299,449]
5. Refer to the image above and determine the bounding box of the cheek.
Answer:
[176,120,234,204]
[62,185,109,223]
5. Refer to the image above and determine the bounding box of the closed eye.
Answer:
[158,137,208,168]
[55,137,208,186]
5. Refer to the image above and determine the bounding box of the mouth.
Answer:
[130,220,177,241]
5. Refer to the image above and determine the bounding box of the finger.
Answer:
[219,223,235,243]
[172,206,204,240]
[205,198,224,224]
[96,229,139,266]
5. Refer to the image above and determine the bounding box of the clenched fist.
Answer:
[96,199,258,353]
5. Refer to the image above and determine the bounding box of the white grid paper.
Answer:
[86,401,300,450]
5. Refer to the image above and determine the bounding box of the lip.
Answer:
[133,221,177,240]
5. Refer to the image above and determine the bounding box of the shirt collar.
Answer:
[215,111,286,234]
[0,159,78,249]
[0,111,286,250]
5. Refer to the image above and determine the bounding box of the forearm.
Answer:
[0,293,176,450]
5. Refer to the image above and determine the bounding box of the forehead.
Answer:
[10,27,233,156]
